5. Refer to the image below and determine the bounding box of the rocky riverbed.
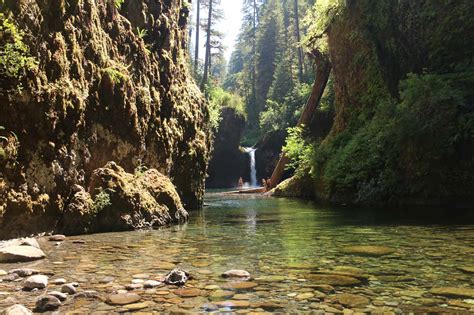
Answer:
[1,195,474,314]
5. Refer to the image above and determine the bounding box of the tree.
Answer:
[194,0,200,73]
[294,0,304,81]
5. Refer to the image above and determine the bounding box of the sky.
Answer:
[191,0,243,62]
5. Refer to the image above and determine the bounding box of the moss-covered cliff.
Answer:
[0,0,210,237]
[279,0,474,207]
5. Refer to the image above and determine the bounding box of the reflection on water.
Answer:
[1,193,474,313]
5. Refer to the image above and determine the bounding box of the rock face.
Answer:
[59,162,188,234]
[0,0,210,239]
[206,107,248,188]
[254,131,288,182]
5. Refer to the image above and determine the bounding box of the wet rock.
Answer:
[35,296,61,312]
[215,300,251,309]
[74,290,100,299]
[61,284,77,294]
[332,293,370,307]
[48,291,67,301]
[417,298,444,306]
[144,280,162,288]
[174,288,202,297]
[132,273,150,279]
[202,303,219,312]
[458,266,474,274]
[296,292,315,300]
[123,301,153,311]
[306,274,362,286]
[223,281,258,290]
[48,235,66,242]
[430,287,474,299]
[164,269,189,286]
[204,285,221,290]
[107,293,141,305]
[341,245,396,257]
[1,304,32,315]
[210,290,235,299]
[307,284,335,294]
[9,269,39,277]
[222,270,251,279]
[0,246,45,263]
[125,283,143,290]
[131,279,144,284]
[24,275,48,290]
[2,273,20,281]
[99,276,115,284]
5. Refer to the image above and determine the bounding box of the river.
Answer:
[1,193,474,313]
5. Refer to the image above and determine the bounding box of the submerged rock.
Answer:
[174,288,202,297]
[0,246,45,263]
[332,293,370,307]
[164,269,190,286]
[107,293,141,305]
[430,287,474,299]
[222,270,251,279]
[306,274,362,286]
[341,245,396,257]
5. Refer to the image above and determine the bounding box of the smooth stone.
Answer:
[417,298,443,306]
[48,235,66,242]
[306,274,362,286]
[9,269,39,277]
[202,303,219,312]
[1,304,32,315]
[144,280,162,288]
[215,300,251,308]
[0,270,6,276]
[61,284,77,294]
[332,293,370,307]
[99,277,115,284]
[458,266,474,274]
[233,294,252,300]
[123,302,153,311]
[107,293,141,305]
[35,296,61,312]
[309,285,335,294]
[132,274,150,279]
[222,270,251,278]
[204,285,220,290]
[341,245,396,257]
[74,290,100,299]
[156,262,176,270]
[48,291,67,301]
[296,292,314,300]
[132,279,145,284]
[210,290,235,299]
[430,287,474,299]
[24,275,48,290]
[174,288,202,297]
[255,275,286,282]
[224,282,258,290]
[125,283,143,290]
[0,246,45,263]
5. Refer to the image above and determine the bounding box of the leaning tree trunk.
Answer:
[268,50,331,189]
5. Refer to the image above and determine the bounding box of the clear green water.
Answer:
[1,193,474,313]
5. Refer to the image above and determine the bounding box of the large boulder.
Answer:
[59,162,188,234]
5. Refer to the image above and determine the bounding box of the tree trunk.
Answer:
[294,0,304,82]
[201,0,212,89]
[268,50,331,189]
[194,0,200,73]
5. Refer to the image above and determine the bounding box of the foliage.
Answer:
[103,64,129,84]
[283,126,313,174]
[206,85,245,130]
[92,190,112,213]
[312,72,474,203]
[114,0,125,9]
[136,27,147,39]
[0,13,37,82]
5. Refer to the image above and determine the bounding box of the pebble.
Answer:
[132,279,145,284]
[99,276,115,284]
[174,288,202,297]
[224,281,258,290]
[0,270,6,276]
[296,292,314,300]
[35,295,61,312]
[24,275,48,290]
[48,235,66,242]
[50,278,67,285]
[9,269,39,277]
[48,291,68,301]
[61,283,77,294]
[107,293,141,305]
[125,283,143,290]
[144,280,162,288]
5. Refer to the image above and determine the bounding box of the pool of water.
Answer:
[1,193,474,313]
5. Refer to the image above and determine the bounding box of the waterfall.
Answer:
[244,147,257,187]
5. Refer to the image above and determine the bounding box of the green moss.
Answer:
[103,64,129,84]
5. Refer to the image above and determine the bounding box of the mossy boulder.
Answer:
[60,162,187,235]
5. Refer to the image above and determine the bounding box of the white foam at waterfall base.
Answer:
[243,147,257,187]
